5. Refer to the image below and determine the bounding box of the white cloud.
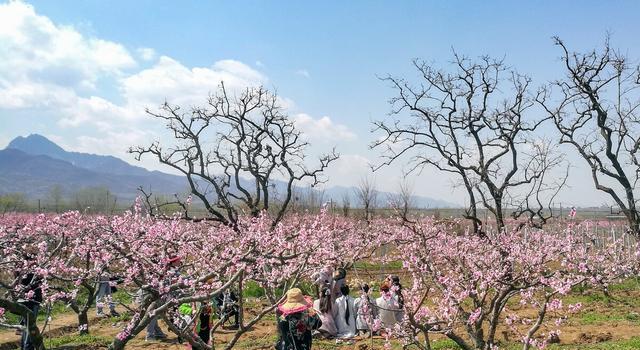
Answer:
[58,95,136,129]
[137,47,157,62]
[0,1,136,97]
[293,113,356,142]
[295,69,310,78]
[121,56,267,111]
[321,154,373,188]
[0,1,359,180]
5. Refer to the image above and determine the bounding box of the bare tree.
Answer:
[373,53,564,234]
[137,186,192,219]
[508,141,569,228]
[538,37,640,234]
[0,193,26,215]
[389,180,415,222]
[47,185,64,213]
[341,192,351,217]
[354,177,378,222]
[73,186,115,214]
[130,84,338,228]
[291,187,325,213]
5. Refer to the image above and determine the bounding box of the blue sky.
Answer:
[1,0,639,205]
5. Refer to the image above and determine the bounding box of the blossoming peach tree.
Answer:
[1,204,377,350]
[2,205,636,350]
[380,218,637,350]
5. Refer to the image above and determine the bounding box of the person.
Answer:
[96,272,120,317]
[334,284,356,339]
[312,286,337,338]
[312,265,334,298]
[145,255,182,341]
[214,289,239,329]
[145,313,168,341]
[375,281,400,330]
[178,301,213,346]
[389,275,405,322]
[331,268,347,300]
[197,302,213,345]
[354,283,377,336]
[275,288,322,350]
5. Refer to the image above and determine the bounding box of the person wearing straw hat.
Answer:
[276,288,322,350]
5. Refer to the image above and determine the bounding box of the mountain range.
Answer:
[0,134,457,208]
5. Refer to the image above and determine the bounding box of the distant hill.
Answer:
[0,134,458,208]
[8,134,151,177]
[0,148,188,201]
[1,134,188,201]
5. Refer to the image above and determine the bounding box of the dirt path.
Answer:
[3,310,640,350]
[2,280,640,349]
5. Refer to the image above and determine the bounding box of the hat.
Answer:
[167,256,182,264]
[278,288,313,315]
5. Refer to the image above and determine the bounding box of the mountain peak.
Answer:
[5,134,150,177]
[7,134,67,156]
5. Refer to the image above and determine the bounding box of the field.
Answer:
[2,273,640,349]
[1,206,639,350]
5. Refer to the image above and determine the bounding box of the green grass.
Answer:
[111,290,133,305]
[3,289,133,328]
[354,260,404,270]
[544,337,640,350]
[2,300,71,325]
[243,280,266,298]
[44,333,112,348]
[608,278,640,292]
[579,311,640,325]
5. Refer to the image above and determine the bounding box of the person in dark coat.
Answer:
[214,289,239,329]
[275,288,322,350]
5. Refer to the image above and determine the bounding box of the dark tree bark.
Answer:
[538,36,640,235]
[130,83,337,228]
[0,299,45,350]
[373,53,564,234]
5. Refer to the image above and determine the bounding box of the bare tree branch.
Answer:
[130,84,338,228]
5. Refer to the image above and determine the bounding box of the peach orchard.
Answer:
[1,203,638,350]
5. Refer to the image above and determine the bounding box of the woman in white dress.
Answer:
[312,286,338,338]
[375,281,400,330]
[334,284,357,339]
[354,283,377,336]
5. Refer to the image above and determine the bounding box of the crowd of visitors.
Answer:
[275,266,404,349]
[13,258,400,350]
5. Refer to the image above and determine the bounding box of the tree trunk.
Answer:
[78,310,89,335]
[0,299,45,350]
[494,198,505,232]
[25,311,45,350]
[422,329,432,350]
